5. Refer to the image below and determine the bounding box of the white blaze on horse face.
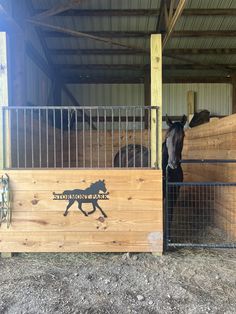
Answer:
[166,127,183,169]
[166,133,177,169]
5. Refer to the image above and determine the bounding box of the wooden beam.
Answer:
[163,52,232,73]
[151,34,162,169]
[32,0,83,20]
[27,20,148,52]
[173,30,236,37]
[42,30,236,38]
[56,63,236,72]
[181,9,236,16]
[49,48,148,55]
[164,64,236,71]
[63,75,231,84]
[32,8,236,17]
[164,76,231,83]
[232,75,236,114]
[56,64,148,71]
[165,48,236,55]
[49,47,236,56]
[64,76,144,84]
[163,0,187,48]
[187,91,195,123]
[42,30,152,38]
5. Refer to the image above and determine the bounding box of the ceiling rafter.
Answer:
[42,30,236,38]
[32,0,83,20]
[27,19,149,52]
[162,0,187,48]
[48,48,236,56]
[32,8,236,17]
[54,63,236,72]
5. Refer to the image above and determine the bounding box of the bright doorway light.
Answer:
[0,32,9,106]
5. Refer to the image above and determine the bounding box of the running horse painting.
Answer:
[62,180,108,218]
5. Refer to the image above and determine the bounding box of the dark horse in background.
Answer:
[114,115,187,240]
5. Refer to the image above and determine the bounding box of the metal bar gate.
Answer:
[0,106,160,170]
[165,160,236,250]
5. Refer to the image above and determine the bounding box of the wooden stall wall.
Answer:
[0,169,163,253]
[183,115,236,240]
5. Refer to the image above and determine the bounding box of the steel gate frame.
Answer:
[165,160,236,250]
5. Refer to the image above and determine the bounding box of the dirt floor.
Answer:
[0,249,235,314]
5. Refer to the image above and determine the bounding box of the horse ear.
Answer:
[102,179,105,182]
[181,115,187,127]
[166,114,173,127]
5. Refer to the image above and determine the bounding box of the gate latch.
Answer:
[0,174,11,228]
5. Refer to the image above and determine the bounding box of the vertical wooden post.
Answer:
[187,91,195,123]
[232,75,236,114]
[150,34,162,169]
[144,70,151,129]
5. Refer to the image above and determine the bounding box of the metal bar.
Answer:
[24,109,27,168]
[104,108,107,168]
[118,108,121,167]
[168,182,236,186]
[31,109,34,168]
[168,243,236,248]
[181,159,236,163]
[147,108,151,167]
[53,109,56,168]
[60,109,63,168]
[46,108,49,168]
[97,108,100,168]
[126,108,128,168]
[2,108,6,169]
[68,109,70,168]
[82,109,85,168]
[133,107,136,168]
[16,109,19,168]
[140,107,143,167]
[39,109,42,168]
[111,108,114,168]
[75,109,78,168]
[1,105,159,110]
[165,165,170,249]
[90,108,92,168]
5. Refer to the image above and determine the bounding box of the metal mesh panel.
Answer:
[166,181,236,249]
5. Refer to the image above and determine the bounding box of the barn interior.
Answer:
[0,0,235,251]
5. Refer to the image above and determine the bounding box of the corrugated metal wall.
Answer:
[26,58,52,107]
[163,83,232,116]
[62,84,144,107]
[63,83,232,115]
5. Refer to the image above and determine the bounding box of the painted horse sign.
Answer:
[53,180,109,218]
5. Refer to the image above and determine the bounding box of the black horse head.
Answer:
[165,115,187,169]
[90,179,107,193]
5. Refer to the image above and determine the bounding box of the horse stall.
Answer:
[0,0,167,255]
[165,115,236,249]
[0,20,163,254]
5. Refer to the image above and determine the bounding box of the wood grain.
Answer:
[0,169,163,253]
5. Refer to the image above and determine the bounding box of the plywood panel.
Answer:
[0,169,163,253]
